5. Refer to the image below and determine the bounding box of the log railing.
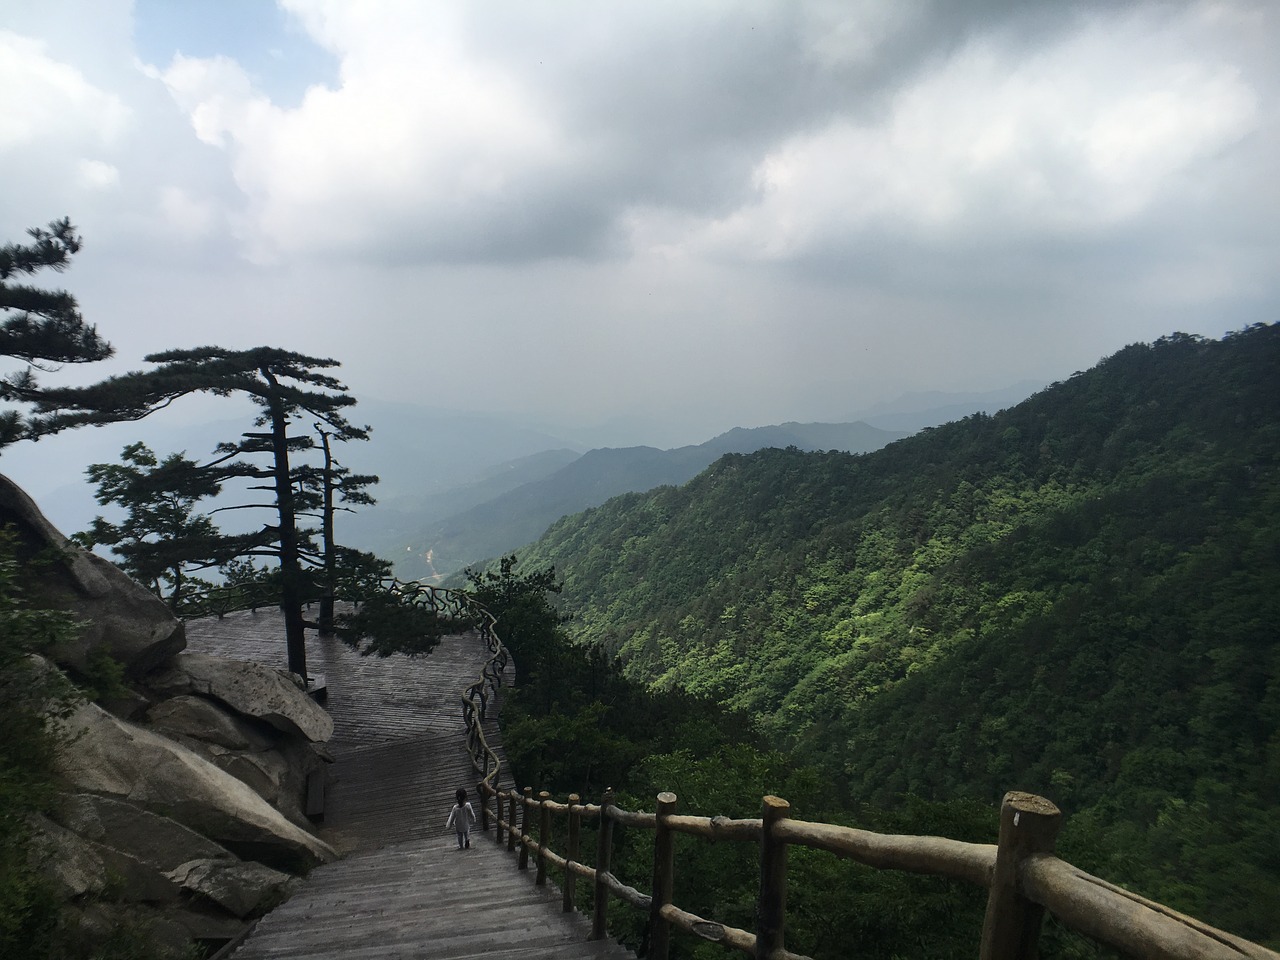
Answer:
[470,784,1277,960]
[453,611,1277,960]
[176,574,479,625]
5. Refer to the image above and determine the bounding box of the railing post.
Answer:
[518,787,533,870]
[507,788,519,853]
[591,787,616,941]
[980,792,1062,960]
[564,793,581,913]
[536,791,551,885]
[756,795,790,960]
[477,780,489,832]
[495,789,505,845]
[649,792,678,960]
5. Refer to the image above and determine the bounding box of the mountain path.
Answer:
[185,607,634,959]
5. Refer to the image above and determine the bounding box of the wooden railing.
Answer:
[455,614,1278,960]
[174,579,283,619]
[175,575,480,624]
[470,784,1278,960]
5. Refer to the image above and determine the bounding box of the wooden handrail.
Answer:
[773,819,994,888]
[472,776,1277,960]
[1020,858,1277,960]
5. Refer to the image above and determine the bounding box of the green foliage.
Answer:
[0,843,59,960]
[77,442,226,608]
[514,324,1280,949]
[332,577,458,658]
[467,556,758,799]
[0,527,79,959]
[466,556,571,698]
[71,647,129,705]
[467,556,1007,960]
[0,218,113,448]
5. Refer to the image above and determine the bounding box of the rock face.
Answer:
[54,700,337,870]
[146,694,324,825]
[1,476,340,957]
[147,652,334,743]
[168,859,298,918]
[0,474,185,678]
[147,695,280,751]
[53,794,235,872]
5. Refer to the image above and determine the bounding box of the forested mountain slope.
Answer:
[518,325,1280,940]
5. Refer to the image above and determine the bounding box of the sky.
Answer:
[2,0,1277,450]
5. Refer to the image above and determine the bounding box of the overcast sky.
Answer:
[3,0,1277,448]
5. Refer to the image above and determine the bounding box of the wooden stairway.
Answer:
[185,607,635,959]
[214,835,634,960]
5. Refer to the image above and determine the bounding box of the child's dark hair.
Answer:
[456,787,467,806]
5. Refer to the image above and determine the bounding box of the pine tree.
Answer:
[304,424,379,635]
[0,218,112,447]
[76,442,233,610]
[33,347,369,679]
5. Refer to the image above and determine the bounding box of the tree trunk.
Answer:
[264,371,308,680]
[318,428,336,635]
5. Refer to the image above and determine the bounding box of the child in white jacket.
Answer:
[446,787,476,849]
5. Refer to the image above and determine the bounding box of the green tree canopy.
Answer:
[75,442,236,610]
[0,218,112,447]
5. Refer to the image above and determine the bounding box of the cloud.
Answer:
[0,30,129,150]
[152,4,571,263]
[136,0,1265,284]
[145,1,946,264]
[75,159,120,190]
[1,0,1274,448]
[157,186,218,239]
[656,6,1258,264]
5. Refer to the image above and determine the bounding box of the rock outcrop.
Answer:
[53,794,234,872]
[54,699,337,870]
[168,859,298,918]
[2,473,339,957]
[147,652,334,742]
[0,475,185,678]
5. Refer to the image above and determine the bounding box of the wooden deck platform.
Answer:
[185,607,636,959]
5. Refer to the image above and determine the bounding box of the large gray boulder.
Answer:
[0,474,185,677]
[53,793,234,872]
[168,859,298,918]
[54,699,338,870]
[27,814,108,900]
[147,694,280,751]
[146,652,333,743]
[147,697,321,823]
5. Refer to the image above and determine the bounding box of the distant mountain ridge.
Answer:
[382,420,907,578]
[850,380,1046,432]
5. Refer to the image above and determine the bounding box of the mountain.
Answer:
[390,420,907,579]
[344,447,583,576]
[849,380,1046,432]
[512,325,1280,944]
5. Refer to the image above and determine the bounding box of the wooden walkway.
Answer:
[185,607,636,960]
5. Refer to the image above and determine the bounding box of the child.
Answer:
[446,787,476,849]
